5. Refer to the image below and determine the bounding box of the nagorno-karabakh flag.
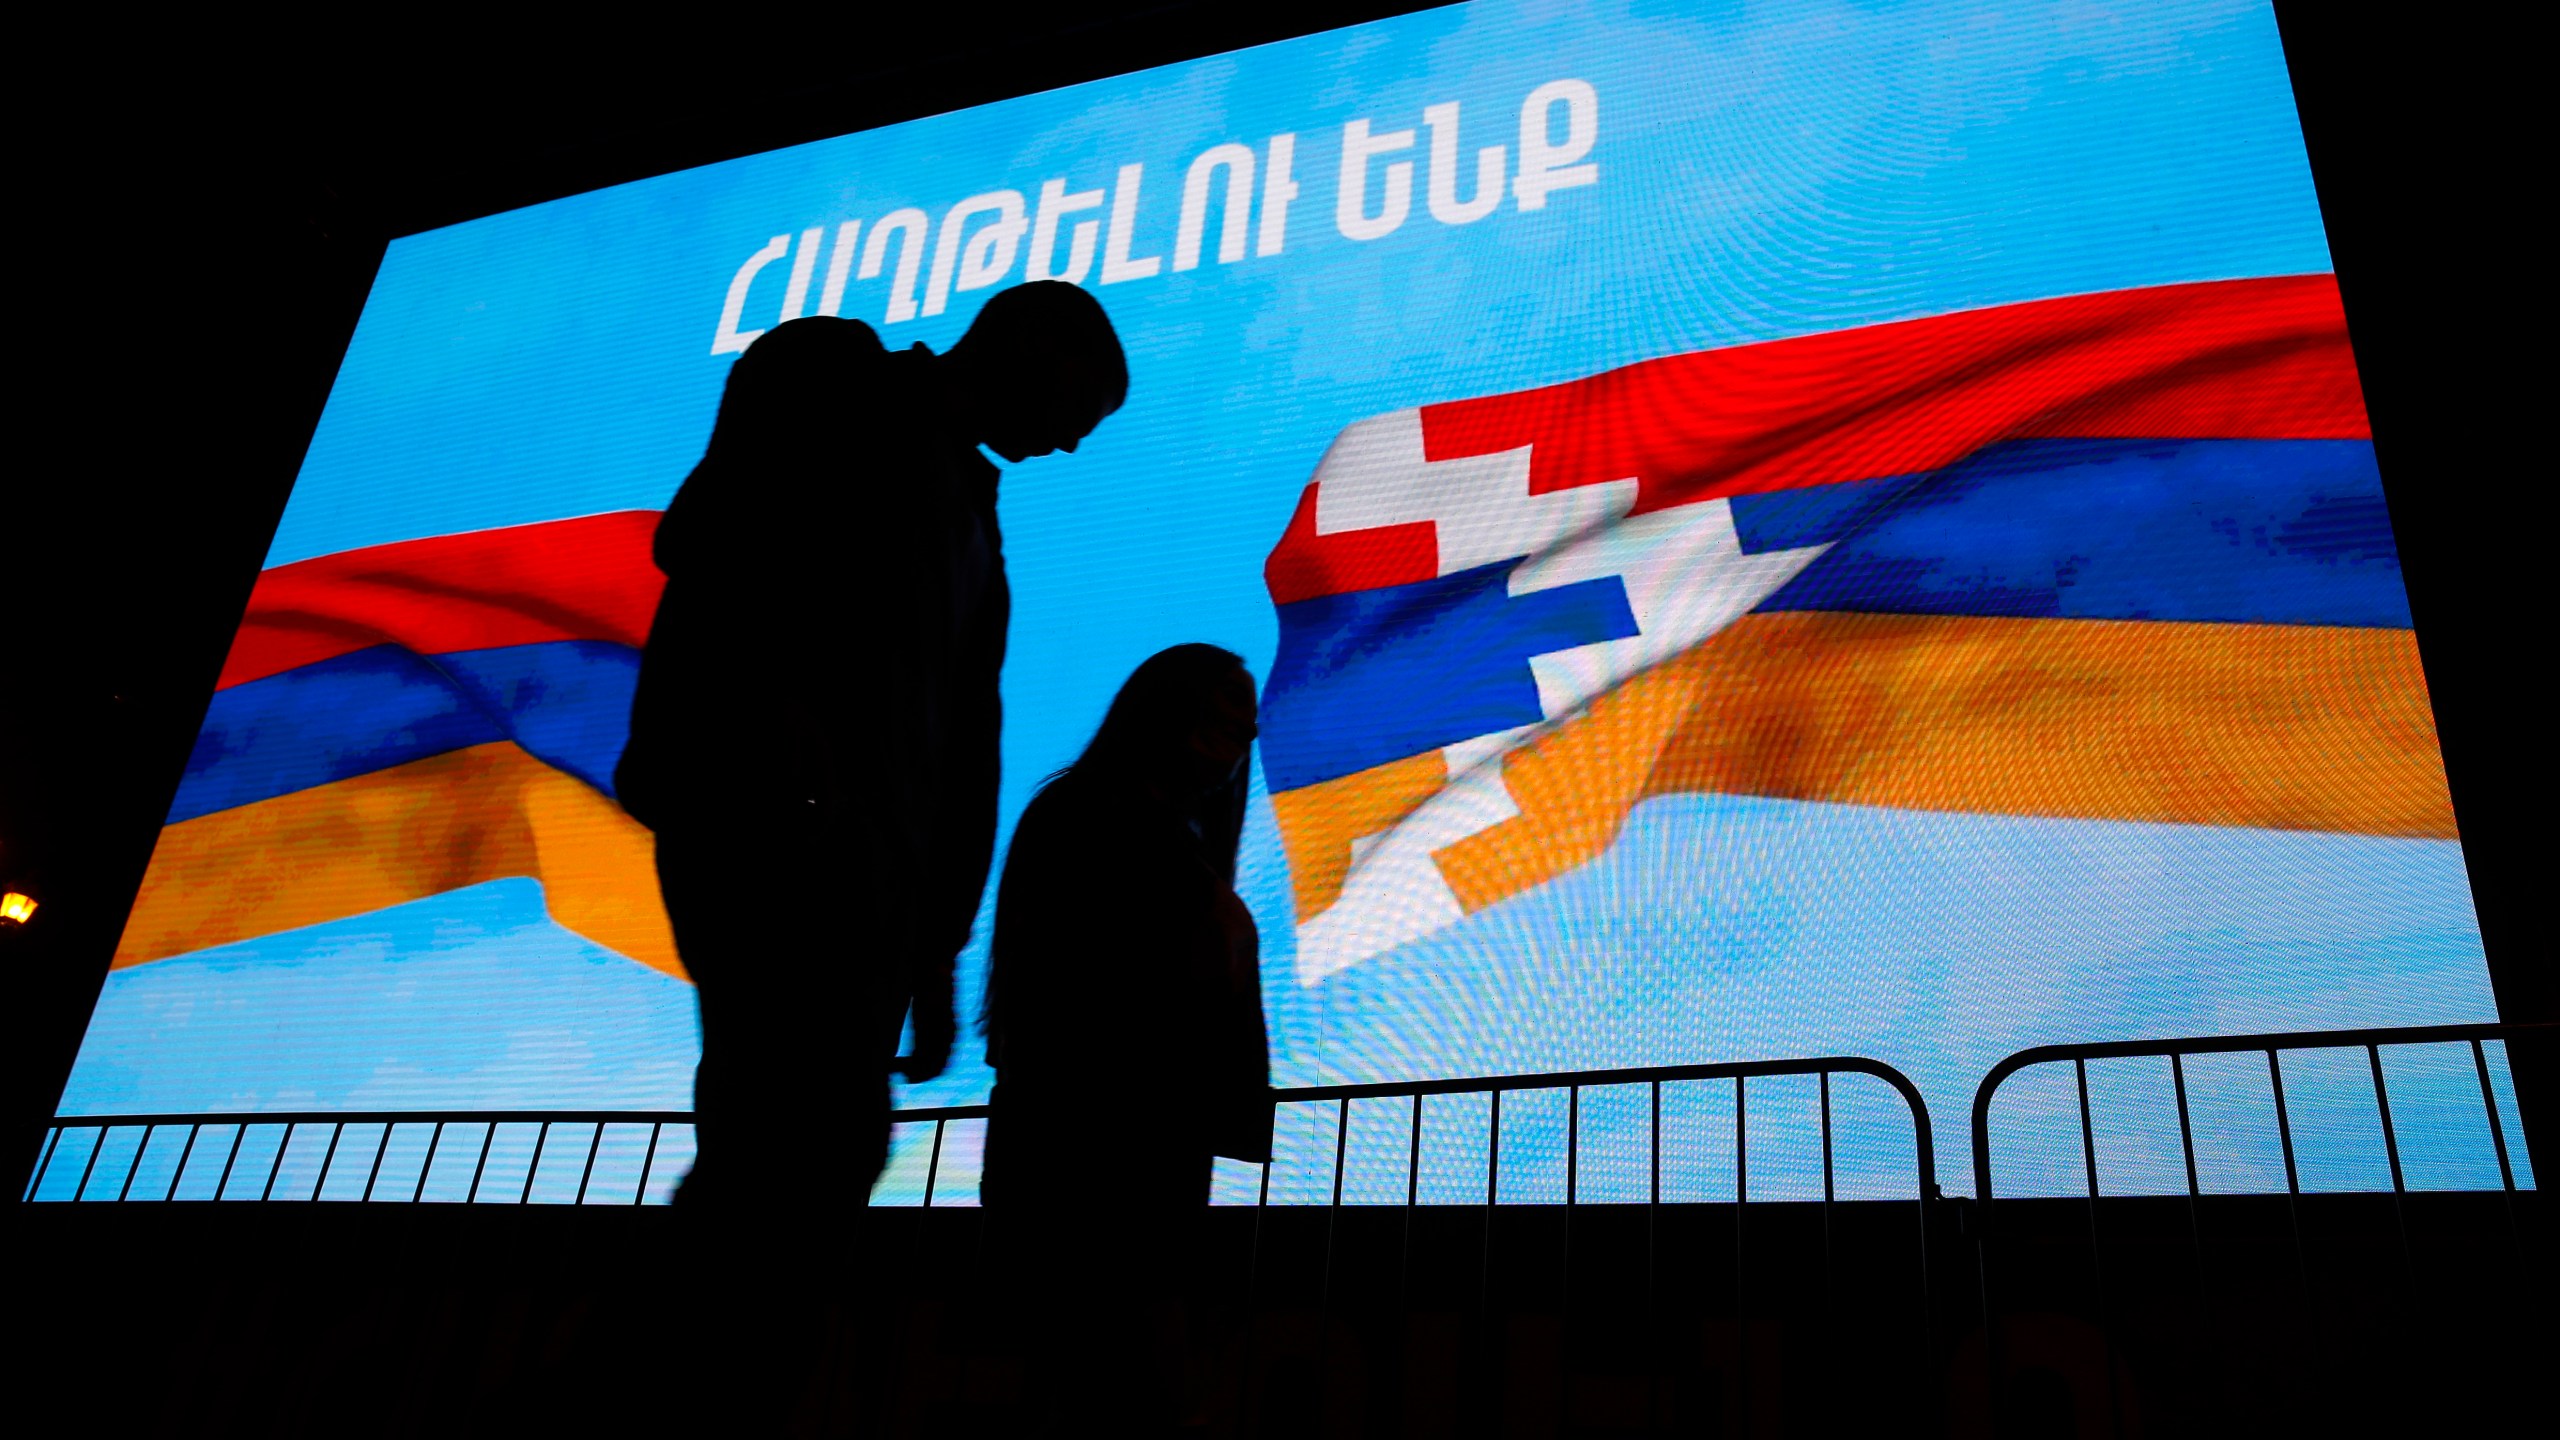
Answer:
[114,511,685,979]
[1261,274,2451,984]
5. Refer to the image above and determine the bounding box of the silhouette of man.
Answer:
[617,281,1128,1223]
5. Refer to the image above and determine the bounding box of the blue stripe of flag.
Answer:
[170,640,639,824]
[1734,438,2408,626]
[1261,561,1639,794]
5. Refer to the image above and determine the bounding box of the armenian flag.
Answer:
[113,511,683,978]
[1261,274,2450,983]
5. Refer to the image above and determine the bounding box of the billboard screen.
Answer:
[54,0,2520,1203]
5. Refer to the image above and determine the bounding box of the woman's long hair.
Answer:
[1060,642,1249,882]
[981,643,1251,1044]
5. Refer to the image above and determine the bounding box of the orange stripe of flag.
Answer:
[115,741,683,979]
[1274,615,2453,924]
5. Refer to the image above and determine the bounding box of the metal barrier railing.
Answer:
[25,1056,1943,1436]
[22,1110,698,1206]
[1270,1056,1940,1316]
[884,1103,986,1207]
[1259,1056,1943,1429]
[886,1062,1945,1425]
[1971,1021,2544,1241]
[27,1029,2540,1429]
[1968,1021,2549,1433]
[29,1053,1943,1235]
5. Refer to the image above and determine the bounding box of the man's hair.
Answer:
[960,280,1130,415]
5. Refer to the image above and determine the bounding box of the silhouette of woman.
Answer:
[980,643,1271,1428]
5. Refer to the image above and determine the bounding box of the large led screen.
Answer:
[54,0,2522,1203]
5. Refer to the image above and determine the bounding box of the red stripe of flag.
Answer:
[215,510,665,691]
[1420,274,2367,516]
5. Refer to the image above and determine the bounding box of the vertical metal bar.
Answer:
[414,1121,448,1204]
[359,1124,395,1202]
[1401,1094,1422,1307]
[165,1124,205,1202]
[26,1125,67,1201]
[1734,1075,1747,1435]
[633,1123,663,1206]
[466,1122,498,1204]
[2171,1053,2202,1197]
[1648,1079,1661,1436]
[1331,1097,1352,1209]
[2074,1058,2124,1440]
[921,1119,947,1209]
[1650,1080,1662,1213]
[2170,1054,2206,1306]
[1914,1086,1937,1362]
[260,1123,294,1202]
[2366,1046,2409,1195]
[68,1122,113,1199]
[71,1126,111,1202]
[2074,1057,2101,1200]
[1734,1074,1747,1206]
[1818,1070,1837,1439]
[120,1123,157,1202]
[1820,1071,1836,1296]
[2267,1050,2302,1194]
[574,1122,607,1205]
[1322,1096,1350,1306]
[1561,1085,1580,1429]
[1407,1095,1424,1208]
[2366,1044,2415,1284]
[519,1121,553,1204]
[2267,1049,2308,1290]
[308,1123,343,1202]
[1565,1085,1580,1207]
[211,1123,249,1201]
[1481,1088,1502,1314]
[2471,1039,2521,1250]
[2471,1040,2518,1192]
[1318,1096,1352,1431]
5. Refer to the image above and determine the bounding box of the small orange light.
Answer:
[0,891,36,925]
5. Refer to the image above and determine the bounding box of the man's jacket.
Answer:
[618,317,1007,1014]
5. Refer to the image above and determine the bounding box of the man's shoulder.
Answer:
[758,314,890,359]
[725,317,895,410]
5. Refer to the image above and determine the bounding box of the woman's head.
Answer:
[1068,643,1257,881]
[1074,643,1256,797]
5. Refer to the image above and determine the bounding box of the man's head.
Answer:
[945,281,1130,463]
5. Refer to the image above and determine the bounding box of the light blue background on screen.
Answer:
[63,0,2512,1198]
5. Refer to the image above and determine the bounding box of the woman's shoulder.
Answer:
[1008,771,1117,855]
[1014,771,1089,830]
[1010,770,1189,862]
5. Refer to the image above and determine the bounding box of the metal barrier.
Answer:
[882,1060,1945,1426]
[1968,1021,2549,1433]
[22,1110,697,1206]
[1971,1021,2544,1239]
[885,1103,988,1207]
[27,1030,2541,1429]
[1269,1056,1941,1312]
[1256,1056,1944,1430]
[30,1054,1942,1231]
